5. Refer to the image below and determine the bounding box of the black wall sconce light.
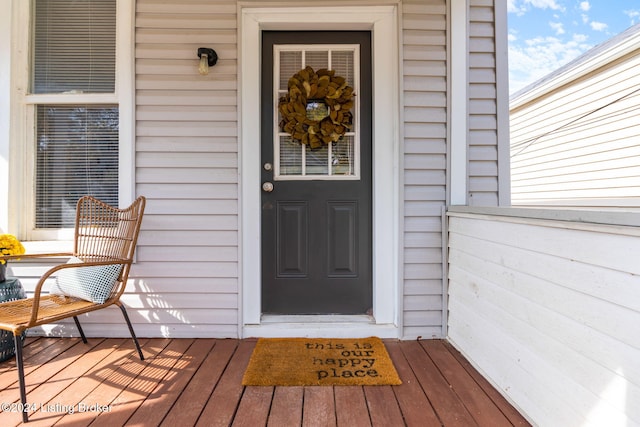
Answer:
[197,47,218,75]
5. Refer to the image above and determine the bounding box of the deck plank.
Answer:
[385,340,441,427]
[0,338,101,426]
[0,338,531,426]
[0,338,56,376]
[161,338,239,427]
[443,340,532,426]
[232,386,274,426]
[421,340,514,427]
[10,338,127,427]
[0,338,80,392]
[89,338,194,427]
[363,386,405,426]
[126,339,217,426]
[400,340,479,427]
[267,386,304,427]
[24,338,134,427]
[55,338,170,427]
[302,386,337,427]
[334,386,370,427]
[195,339,255,427]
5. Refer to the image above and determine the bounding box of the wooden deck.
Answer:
[0,337,531,426]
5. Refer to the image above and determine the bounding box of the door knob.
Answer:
[262,182,274,192]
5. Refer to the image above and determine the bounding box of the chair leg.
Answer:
[73,316,88,344]
[14,333,29,423]
[117,303,144,361]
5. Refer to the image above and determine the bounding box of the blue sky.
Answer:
[508,0,640,94]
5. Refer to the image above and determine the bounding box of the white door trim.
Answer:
[239,5,400,338]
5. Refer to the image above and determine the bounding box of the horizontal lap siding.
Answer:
[447,212,640,426]
[402,0,501,339]
[135,0,458,339]
[469,0,499,206]
[132,0,239,337]
[510,48,640,207]
[402,0,447,339]
[12,1,504,341]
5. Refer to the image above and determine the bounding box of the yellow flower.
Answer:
[0,234,25,265]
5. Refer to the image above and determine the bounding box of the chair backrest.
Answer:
[73,196,146,298]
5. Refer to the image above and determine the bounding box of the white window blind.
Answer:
[32,0,116,94]
[276,46,359,180]
[31,0,119,230]
[36,105,119,229]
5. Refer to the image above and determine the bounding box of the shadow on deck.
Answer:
[0,338,531,426]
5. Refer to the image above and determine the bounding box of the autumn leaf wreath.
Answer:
[278,66,355,149]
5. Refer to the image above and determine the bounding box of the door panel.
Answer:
[327,201,358,277]
[276,202,308,277]
[261,31,372,314]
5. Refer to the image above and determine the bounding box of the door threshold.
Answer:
[261,314,374,324]
[243,315,399,338]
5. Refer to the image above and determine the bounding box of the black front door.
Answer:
[261,31,372,314]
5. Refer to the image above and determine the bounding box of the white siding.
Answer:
[447,208,640,426]
[400,0,502,339]
[510,37,640,207]
[401,0,447,339]
[468,0,501,206]
[132,0,240,337]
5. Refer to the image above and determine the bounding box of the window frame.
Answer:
[9,0,134,242]
[273,44,361,181]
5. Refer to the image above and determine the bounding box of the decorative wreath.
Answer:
[278,66,355,149]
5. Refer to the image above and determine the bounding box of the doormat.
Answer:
[242,337,402,386]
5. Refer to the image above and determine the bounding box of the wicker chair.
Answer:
[0,195,146,423]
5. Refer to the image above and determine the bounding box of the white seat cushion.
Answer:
[50,257,123,304]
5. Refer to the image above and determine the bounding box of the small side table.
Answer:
[0,277,27,362]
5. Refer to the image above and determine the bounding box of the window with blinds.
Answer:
[275,45,360,180]
[36,105,119,228]
[32,0,116,94]
[32,0,118,229]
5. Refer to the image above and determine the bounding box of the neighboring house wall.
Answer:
[447,208,640,426]
[510,25,640,207]
[6,0,504,339]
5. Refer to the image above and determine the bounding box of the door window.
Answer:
[274,45,360,180]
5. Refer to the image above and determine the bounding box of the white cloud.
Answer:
[590,21,608,31]
[624,9,640,25]
[573,33,588,43]
[549,21,565,35]
[508,0,564,15]
[525,0,563,11]
[508,0,528,15]
[579,2,590,12]
[509,34,592,93]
